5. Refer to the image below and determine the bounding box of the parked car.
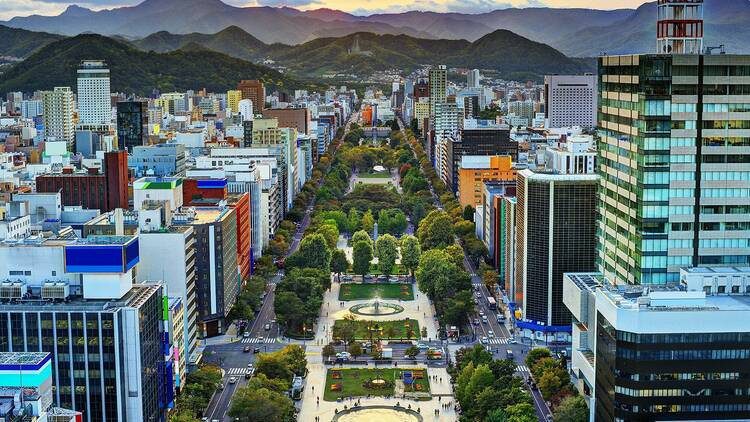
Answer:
[336,351,352,359]
[342,275,353,281]
[377,275,388,282]
[388,276,399,283]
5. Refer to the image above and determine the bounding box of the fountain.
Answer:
[334,406,422,422]
[349,296,404,316]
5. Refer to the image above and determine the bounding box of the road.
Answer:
[201,110,360,422]
[397,116,552,421]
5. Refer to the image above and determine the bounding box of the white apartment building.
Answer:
[76,60,111,127]
[42,87,75,149]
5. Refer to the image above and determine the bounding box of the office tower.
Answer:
[507,100,535,126]
[543,75,597,128]
[463,95,480,119]
[129,143,187,177]
[413,78,429,100]
[226,89,242,113]
[251,118,298,213]
[598,53,750,285]
[428,65,447,117]
[501,196,517,303]
[238,99,254,123]
[458,155,516,208]
[467,69,480,88]
[116,101,148,152]
[76,61,111,127]
[155,92,187,115]
[514,169,598,340]
[263,107,310,135]
[237,80,265,112]
[657,0,704,54]
[36,151,128,212]
[564,269,750,422]
[20,99,43,119]
[41,87,75,150]
[446,122,516,192]
[413,99,430,131]
[0,235,165,422]
[480,181,516,267]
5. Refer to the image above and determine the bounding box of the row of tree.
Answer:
[526,349,588,421]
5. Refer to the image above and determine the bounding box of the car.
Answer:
[417,343,430,350]
[488,330,495,338]
[257,336,265,343]
[473,318,480,326]
[388,276,399,283]
[243,346,251,353]
[506,349,514,359]
[475,291,481,298]
[481,315,488,323]
[377,275,388,282]
[217,382,224,390]
[342,275,353,281]
[264,323,271,331]
[546,414,553,422]
[270,319,276,325]
[478,310,485,317]
[336,351,352,359]
[229,377,237,384]
[481,336,488,344]
[508,338,518,344]
[245,371,252,379]
[473,285,479,291]
[247,363,254,369]
[496,314,505,323]
[253,347,261,353]
[243,331,250,338]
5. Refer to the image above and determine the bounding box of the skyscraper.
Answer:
[597,53,750,285]
[238,99,254,122]
[116,100,148,152]
[76,60,111,127]
[656,0,704,54]
[41,87,75,150]
[543,74,597,128]
[226,89,242,113]
[428,65,447,118]
[237,80,265,112]
[467,69,480,88]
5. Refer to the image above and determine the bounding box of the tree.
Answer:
[330,249,350,282]
[525,348,552,370]
[296,233,331,271]
[352,240,373,277]
[322,344,336,358]
[347,208,360,233]
[315,221,339,249]
[454,220,475,237]
[169,410,201,422]
[383,325,398,340]
[412,201,426,226]
[361,209,375,235]
[333,314,358,345]
[375,234,399,276]
[483,269,499,293]
[378,208,408,235]
[537,364,570,401]
[417,210,454,249]
[553,395,588,422]
[405,346,420,358]
[463,204,475,222]
[254,352,293,382]
[228,387,295,422]
[503,403,537,422]
[279,345,307,377]
[348,342,363,358]
[247,373,291,393]
[351,230,372,248]
[400,235,421,279]
[274,291,306,331]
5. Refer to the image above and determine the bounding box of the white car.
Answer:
[488,330,495,338]
[228,377,237,384]
[336,351,352,359]
[417,343,430,350]
[481,336,489,344]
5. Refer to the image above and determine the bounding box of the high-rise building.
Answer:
[446,123,516,193]
[428,65,447,117]
[467,69,481,88]
[116,100,148,152]
[238,99,254,123]
[413,78,429,101]
[507,100,535,126]
[129,143,187,177]
[226,89,242,113]
[564,268,750,422]
[514,169,598,341]
[457,155,516,208]
[543,74,597,129]
[237,80,265,112]
[41,87,75,150]
[262,107,310,135]
[597,53,750,285]
[656,0,704,55]
[76,60,111,128]
[20,99,43,119]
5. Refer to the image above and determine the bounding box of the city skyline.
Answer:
[0,0,652,21]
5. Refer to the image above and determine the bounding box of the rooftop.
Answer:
[0,352,49,367]
[0,283,160,312]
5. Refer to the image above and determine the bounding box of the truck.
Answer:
[487,296,497,310]
[381,348,393,359]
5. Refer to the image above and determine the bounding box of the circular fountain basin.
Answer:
[349,302,404,316]
[334,406,423,422]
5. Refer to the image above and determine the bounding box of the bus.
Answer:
[487,296,497,310]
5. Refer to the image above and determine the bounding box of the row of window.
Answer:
[704,103,750,113]
[618,348,750,360]
[615,386,748,398]
[631,372,744,382]
[704,120,750,130]
[703,136,750,147]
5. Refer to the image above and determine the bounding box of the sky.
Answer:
[0,0,651,20]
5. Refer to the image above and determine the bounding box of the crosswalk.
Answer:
[241,337,268,344]
[227,367,249,376]
[487,338,509,345]
[516,365,530,373]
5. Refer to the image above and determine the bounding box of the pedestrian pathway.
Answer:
[241,337,272,344]
[227,367,248,376]
[516,365,530,373]
[488,338,509,345]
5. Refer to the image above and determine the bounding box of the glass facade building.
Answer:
[597,54,750,285]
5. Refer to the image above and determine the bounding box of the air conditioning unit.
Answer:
[41,282,70,300]
[0,282,27,299]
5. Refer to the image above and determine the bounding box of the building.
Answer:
[262,108,310,135]
[35,151,129,213]
[657,0,704,54]
[544,135,597,175]
[597,53,750,285]
[467,69,480,89]
[76,61,111,128]
[501,196,518,303]
[507,100,535,126]
[237,80,265,112]
[428,65,447,117]
[250,118,298,213]
[174,207,239,337]
[129,143,187,177]
[544,75,597,129]
[514,169,598,344]
[133,176,184,211]
[458,155,516,208]
[116,101,148,152]
[20,100,43,119]
[446,124,516,193]
[226,90,242,114]
[238,99,253,122]
[564,268,750,422]
[42,87,75,150]
[413,99,430,131]
[0,235,165,422]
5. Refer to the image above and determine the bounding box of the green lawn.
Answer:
[334,318,420,340]
[324,368,430,401]
[339,283,414,301]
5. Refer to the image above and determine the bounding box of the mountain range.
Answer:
[0,25,592,82]
[2,0,750,57]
